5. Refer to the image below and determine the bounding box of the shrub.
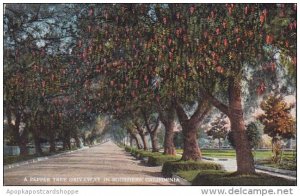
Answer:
[192,170,296,186]
[148,154,180,166]
[131,149,141,157]
[228,122,261,149]
[256,158,296,171]
[162,160,223,177]
[124,146,132,152]
[124,146,141,158]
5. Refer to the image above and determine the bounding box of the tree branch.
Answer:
[199,87,229,116]
[190,99,211,125]
[174,99,189,126]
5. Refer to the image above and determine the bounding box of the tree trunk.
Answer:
[67,138,71,150]
[219,138,221,149]
[19,138,28,156]
[163,121,176,155]
[130,135,133,147]
[181,125,201,161]
[74,134,81,148]
[33,129,43,156]
[157,103,177,155]
[82,134,87,146]
[150,130,159,152]
[49,131,56,153]
[19,127,29,156]
[175,99,211,161]
[8,110,29,155]
[139,133,148,150]
[63,140,68,150]
[63,130,71,150]
[272,138,282,163]
[228,77,255,174]
[200,77,255,174]
[133,134,142,149]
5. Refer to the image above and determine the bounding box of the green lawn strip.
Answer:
[175,170,205,182]
[176,149,296,159]
[191,170,296,186]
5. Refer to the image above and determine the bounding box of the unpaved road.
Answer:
[4,141,177,185]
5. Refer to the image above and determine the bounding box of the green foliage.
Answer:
[173,131,183,149]
[124,146,142,157]
[228,122,261,149]
[256,157,296,171]
[258,94,295,139]
[162,160,223,177]
[206,114,229,148]
[192,171,296,186]
[125,146,179,166]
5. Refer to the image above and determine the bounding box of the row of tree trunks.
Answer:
[6,108,29,155]
[141,110,160,152]
[134,122,148,151]
[127,128,142,149]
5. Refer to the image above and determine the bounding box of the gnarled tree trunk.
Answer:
[49,132,56,153]
[48,126,56,153]
[33,128,43,156]
[181,125,201,160]
[74,134,81,148]
[19,137,28,155]
[142,110,160,152]
[175,100,210,161]
[63,129,71,150]
[133,135,142,149]
[228,77,255,174]
[200,76,256,174]
[139,132,148,150]
[162,120,176,155]
[158,107,176,155]
[135,122,148,151]
[7,109,29,155]
[150,130,159,152]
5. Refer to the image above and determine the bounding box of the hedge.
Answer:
[162,160,223,177]
[147,154,180,166]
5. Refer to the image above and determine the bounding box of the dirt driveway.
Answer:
[4,141,177,185]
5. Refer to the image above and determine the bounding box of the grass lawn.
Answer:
[176,170,296,186]
[176,149,296,160]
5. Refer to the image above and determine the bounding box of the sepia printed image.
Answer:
[3,3,296,186]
